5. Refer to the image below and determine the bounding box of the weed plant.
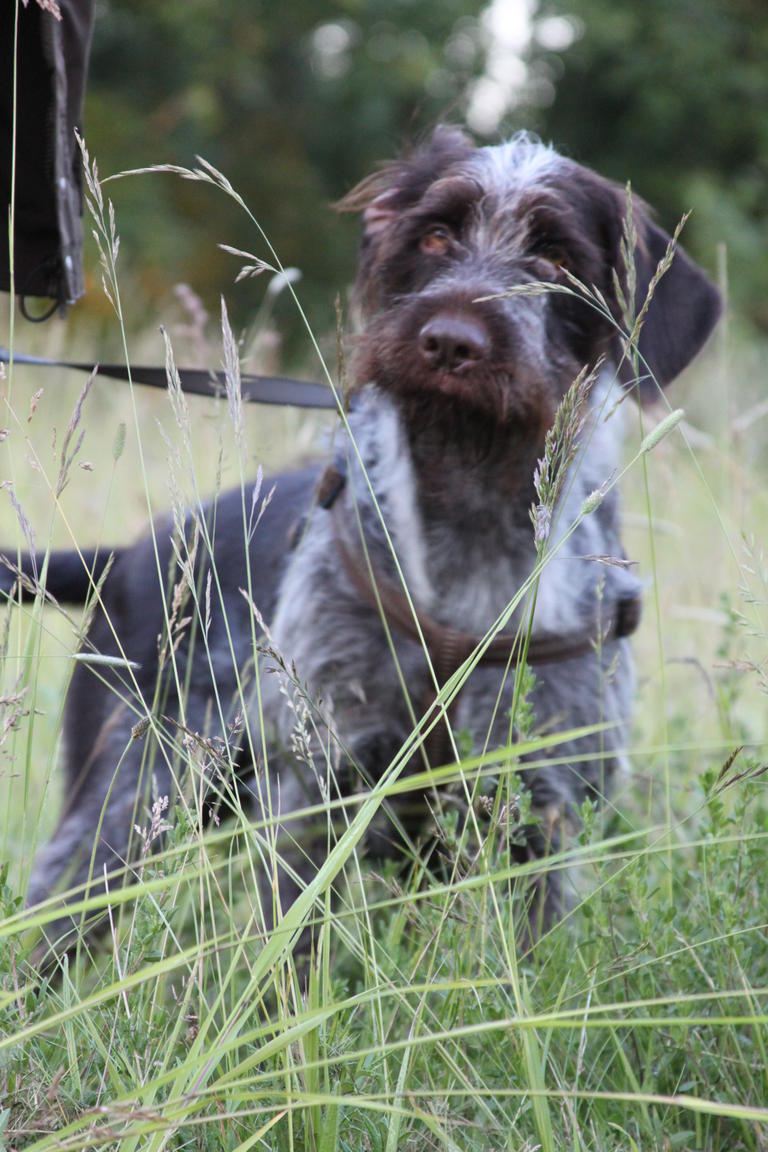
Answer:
[0,144,767,1152]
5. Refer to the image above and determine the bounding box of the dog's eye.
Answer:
[532,244,567,272]
[420,225,453,255]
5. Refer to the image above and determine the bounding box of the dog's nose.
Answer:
[418,313,490,373]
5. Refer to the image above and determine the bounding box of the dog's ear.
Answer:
[564,166,721,399]
[619,209,722,399]
[339,125,473,233]
[578,173,720,401]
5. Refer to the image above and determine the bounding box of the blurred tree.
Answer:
[85,0,489,353]
[82,0,766,352]
[518,0,768,329]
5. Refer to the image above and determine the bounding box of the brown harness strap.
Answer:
[330,496,641,765]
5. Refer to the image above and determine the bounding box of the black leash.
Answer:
[0,346,339,410]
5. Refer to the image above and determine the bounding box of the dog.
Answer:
[10,128,720,959]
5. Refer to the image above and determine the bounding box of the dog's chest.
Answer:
[357,395,540,634]
[416,522,533,634]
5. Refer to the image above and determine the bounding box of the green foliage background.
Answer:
[81,0,768,352]
[84,0,490,346]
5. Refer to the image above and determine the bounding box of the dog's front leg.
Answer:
[246,637,419,941]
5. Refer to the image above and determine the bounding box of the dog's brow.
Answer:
[416,175,483,218]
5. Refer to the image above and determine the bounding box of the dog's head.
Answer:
[341,127,721,428]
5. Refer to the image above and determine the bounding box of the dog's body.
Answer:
[17,130,720,953]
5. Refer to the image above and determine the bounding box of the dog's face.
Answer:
[343,128,721,431]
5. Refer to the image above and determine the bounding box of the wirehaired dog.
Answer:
[17,128,720,957]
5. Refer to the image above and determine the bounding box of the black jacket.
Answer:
[0,0,95,311]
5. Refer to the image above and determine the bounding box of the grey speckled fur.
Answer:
[25,130,721,955]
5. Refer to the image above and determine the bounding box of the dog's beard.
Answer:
[351,288,580,431]
[353,328,560,434]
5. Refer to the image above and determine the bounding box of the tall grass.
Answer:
[1,142,767,1152]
